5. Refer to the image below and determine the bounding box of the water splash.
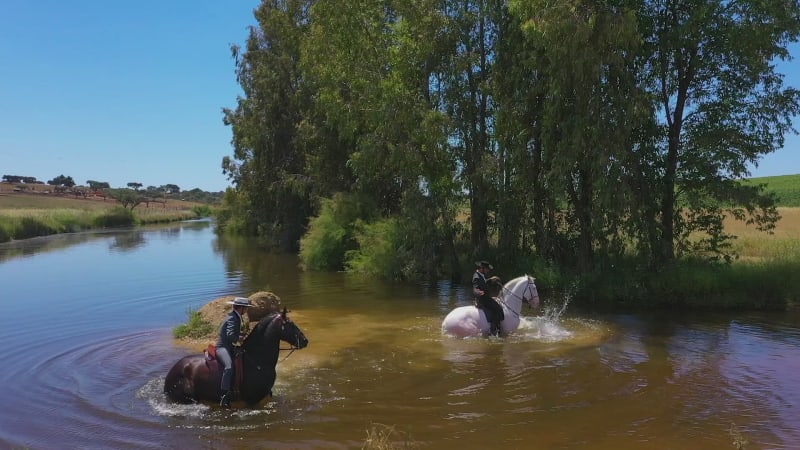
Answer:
[139,377,277,422]
[518,292,574,342]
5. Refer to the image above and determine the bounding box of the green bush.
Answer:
[300,193,369,271]
[346,217,409,280]
[191,204,212,218]
[213,188,251,234]
[94,207,135,228]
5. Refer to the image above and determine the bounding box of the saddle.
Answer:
[205,344,244,393]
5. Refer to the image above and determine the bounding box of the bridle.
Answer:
[278,319,304,361]
[242,314,302,363]
[497,275,538,319]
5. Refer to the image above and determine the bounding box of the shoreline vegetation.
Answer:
[0,183,214,243]
[3,178,799,312]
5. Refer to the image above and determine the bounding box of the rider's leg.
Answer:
[490,302,503,336]
[217,347,233,408]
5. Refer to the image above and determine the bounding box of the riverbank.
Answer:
[171,291,284,351]
[0,189,212,243]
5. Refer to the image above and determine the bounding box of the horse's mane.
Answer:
[243,313,282,346]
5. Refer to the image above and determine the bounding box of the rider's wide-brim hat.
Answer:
[227,296,252,307]
[475,260,493,269]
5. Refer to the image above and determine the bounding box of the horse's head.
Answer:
[278,307,309,350]
[243,307,309,350]
[522,275,540,309]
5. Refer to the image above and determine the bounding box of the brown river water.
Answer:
[0,220,798,449]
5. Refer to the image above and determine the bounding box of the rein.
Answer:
[496,276,536,319]
[279,347,297,362]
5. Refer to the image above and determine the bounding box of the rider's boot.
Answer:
[220,391,232,408]
[490,322,501,337]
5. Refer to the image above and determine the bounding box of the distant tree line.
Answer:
[3,174,222,206]
[218,0,800,282]
[3,175,44,184]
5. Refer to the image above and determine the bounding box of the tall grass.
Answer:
[0,206,200,243]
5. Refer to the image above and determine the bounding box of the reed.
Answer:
[362,424,418,450]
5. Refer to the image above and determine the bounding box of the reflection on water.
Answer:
[1,224,799,449]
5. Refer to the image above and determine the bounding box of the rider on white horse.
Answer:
[473,260,504,336]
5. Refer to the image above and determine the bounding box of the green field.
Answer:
[745,174,800,207]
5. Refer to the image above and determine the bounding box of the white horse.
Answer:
[441,275,540,338]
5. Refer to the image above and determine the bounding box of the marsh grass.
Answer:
[362,424,418,450]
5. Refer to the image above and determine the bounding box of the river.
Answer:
[0,221,798,449]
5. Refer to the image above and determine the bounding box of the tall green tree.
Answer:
[438,0,503,254]
[303,0,463,277]
[637,0,800,263]
[222,0,315,250]
[509,0,644,270]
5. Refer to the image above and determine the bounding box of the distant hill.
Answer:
[745,174,800,207]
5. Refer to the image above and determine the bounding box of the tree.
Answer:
[162,184,180,194]
[48,175,76,187]
[48,175,76,195]
[86,180,110,199]
[107,188,144,210]
[510,0,644,270]
[127,182,143,191]
[86,180,110,190]
[222,0,316,250]
[635,0,800,263]
[3,175,37,184]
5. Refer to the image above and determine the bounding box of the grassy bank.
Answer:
[534,207,800,311]
[0,192,210,243]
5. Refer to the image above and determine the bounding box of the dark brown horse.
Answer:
[163,308,309,406]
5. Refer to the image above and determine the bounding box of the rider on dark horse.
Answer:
[473,260,504,336]
[217,296,252,408]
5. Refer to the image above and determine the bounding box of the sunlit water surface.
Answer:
[0,221,798,449]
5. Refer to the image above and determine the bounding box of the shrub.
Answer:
[300,193,369,271]
[191,204,212,218]
[346,218,410,280]
[93,206,135,228]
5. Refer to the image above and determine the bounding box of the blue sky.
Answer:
[0,1,798,193]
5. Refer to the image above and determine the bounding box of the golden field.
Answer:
[725,207,800,262]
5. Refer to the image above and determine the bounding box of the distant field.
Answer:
[744,174,800,207]
[0,183,201,212]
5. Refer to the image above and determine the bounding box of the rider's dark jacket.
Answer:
[472,270,504,323]
[216,310,243,353]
